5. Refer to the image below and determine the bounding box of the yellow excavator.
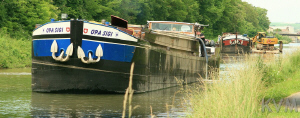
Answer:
[251,32,283,52]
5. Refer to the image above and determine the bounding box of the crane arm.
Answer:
[252,34,259,43]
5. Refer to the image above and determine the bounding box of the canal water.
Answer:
[0,43,299,117]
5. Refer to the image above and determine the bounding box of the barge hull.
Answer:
[32,47,209,93]
[31,20,219,93]
[221,45,250,53]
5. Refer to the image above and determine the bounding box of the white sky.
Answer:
[242,0,300,23]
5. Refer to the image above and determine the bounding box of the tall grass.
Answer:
[0,32,31,68]
[186,49,300,117]
[262,49,300,86]
[262,49,300,100]
[187,55,264,117]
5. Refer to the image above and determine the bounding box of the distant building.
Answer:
[268,26,295,34]
[267,27,273,33]
[268,26,298,42]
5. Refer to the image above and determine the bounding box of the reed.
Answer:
[122,62,138,118]
[150,106,155,118]
[186,54,264,117]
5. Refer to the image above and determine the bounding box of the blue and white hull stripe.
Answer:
[32,20,138,63]
[81,39,135,62]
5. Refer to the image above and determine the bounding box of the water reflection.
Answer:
[0,69,31,117]
[31,93,123,117]
[31,86,185,117]
[0,72,31,75]
[219,43,300,80]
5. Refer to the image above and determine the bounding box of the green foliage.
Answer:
[1,0,58,40]
[0,0,271,40]
[197,0,270,39]
[187,54,264,117]
[0,0,272,68]
[53,0,121,22]
[261,50,300,104]
[255,7,270,31]
[0,32,31,68]
[262,51,300,87]
[274,28,281,32]
[187,50,300,117]
[274,33,293,43]
[51,0,270,40]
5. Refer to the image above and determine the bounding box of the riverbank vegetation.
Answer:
[259,50,300,117]
[262,49,300,100]
[0,0,271,69]
[0,0,270,40]
[275,33,293,44]
[267,32,293,44]
[186,55,264,117]
[0,32,31,68]
[186,49,300,117]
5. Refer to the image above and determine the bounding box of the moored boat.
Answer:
[32,16,220,93]
[219,33,251,53]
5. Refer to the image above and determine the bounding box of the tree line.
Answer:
[0,0,270,40]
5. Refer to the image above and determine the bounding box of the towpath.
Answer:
[285,92,300,110]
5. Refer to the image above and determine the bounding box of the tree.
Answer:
[114,0,141,24]
[0,0,272,40]
[147,0,170,21]
[136,1,153,24]
[1,0,58,39]
[197,0,227,38]
[0,1,7,29]
[255,7,270,31]
[52,0,119,22]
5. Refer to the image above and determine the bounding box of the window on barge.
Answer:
[151,23,192,32]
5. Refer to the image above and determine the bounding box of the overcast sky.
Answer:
[242,0,300,23]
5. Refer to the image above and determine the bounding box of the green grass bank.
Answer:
[186,49,300,117]
[261,50,300,117]
[186,55,264,117]
[262,49,300,100]
[0,33,31,68]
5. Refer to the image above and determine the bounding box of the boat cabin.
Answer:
[147,21,197,36]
